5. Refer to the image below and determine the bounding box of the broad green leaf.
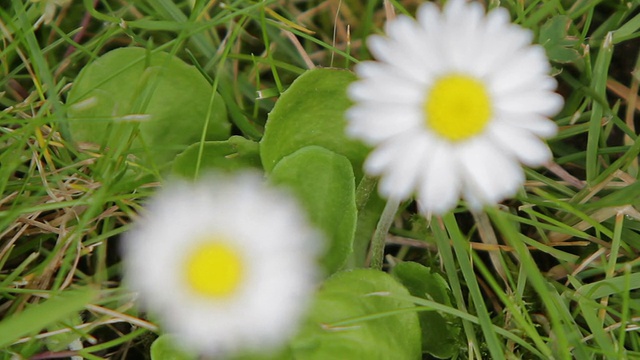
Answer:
[67,47,229,168]
[270,146,356,274]
[392,262,461,359]
[0,288,96,348]
[289,269,421,359]
[539,15,582,64]
[172,136,261,179]
[260,68,368,176]
[150,335,198,360]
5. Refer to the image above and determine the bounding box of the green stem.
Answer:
[369,197,400,270]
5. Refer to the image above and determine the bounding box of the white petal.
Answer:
[443,0,466,15]
[367,25,435,81]
[473,10,534,76]
[494,90,564,117]
[457,138,525,205]
[415,2,450,74]
[461,181,483,210]
[355,60,433,89]
[488,46,552,93]
[386,15,430,58]
[416,2,443,38]
[487,19,533,52]
[485,6,511,30]
[416,2,443,41]
[441,2,486,70]
[350,64,426,104]
[487,122,553,166]
[346,104,422,144]
[348,81,423,105]
[364,135,411,175]
[378,133,430,200]
[498,111,558,137]
[416,140,462,214]
[491,73,558,99]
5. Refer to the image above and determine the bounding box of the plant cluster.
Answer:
[1,0,640,359]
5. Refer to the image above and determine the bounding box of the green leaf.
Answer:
[172,136,262,179]
[0,288,96,348]
[150,335,198,360]
[289,269,421,359]
[575,272,640,300]
[582,180,640,210]
[260,68,369,176]
[349,189,386,268]
[391,262,461,359]
[67,47,229,167]
[577,298,618,356]
[539,15,582,64]
[270,146,356,274]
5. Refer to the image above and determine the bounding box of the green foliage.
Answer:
[539,15,582,65]
[150,335,197,360]
[0,289,96,349]
[172,136,262,178]
[349,185,386,268]
[288,269,422,359]
[391,262,461,358]
[259,68,369,176]
[235,269,421,360]
[3,0,640,359]
[67,47,229,169]
[270,146,357,274]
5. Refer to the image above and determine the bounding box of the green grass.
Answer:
[2,0,640,359]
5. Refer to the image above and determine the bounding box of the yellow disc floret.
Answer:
[424,74,492,141]
[184,239,244,298]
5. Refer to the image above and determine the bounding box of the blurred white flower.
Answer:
[122,173,322,356]
[347,0,563,214]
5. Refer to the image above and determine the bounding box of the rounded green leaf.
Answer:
[172,136,261,179]
[290,269,422,359]
[270,146,356,274]
[150,335,198,360]
[260,68,368,175]
[391,262,461,358]
[67,47,229,167]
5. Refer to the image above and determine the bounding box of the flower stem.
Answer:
[369,197,400,270]
[355,174,377,211]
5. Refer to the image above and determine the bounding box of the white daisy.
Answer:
[121,173,322,356]
[346,0,564,214]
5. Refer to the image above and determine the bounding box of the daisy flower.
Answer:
[121,173,322,356]
[346,0,564,214]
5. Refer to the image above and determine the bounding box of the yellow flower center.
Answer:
[424,74,492,141]
[184,239,244,298]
